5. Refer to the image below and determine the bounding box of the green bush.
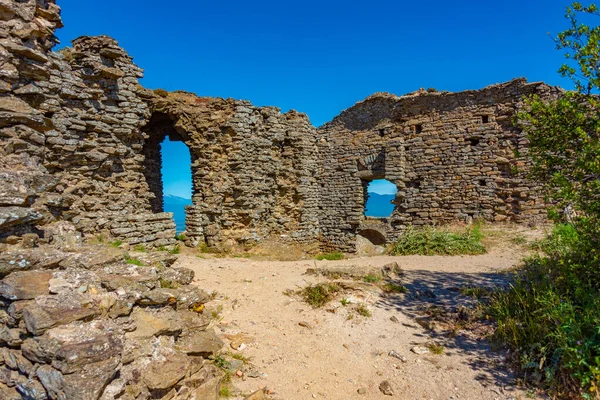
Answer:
[315,252,344,261]
[388,226,486,256]
[489,226,600,396]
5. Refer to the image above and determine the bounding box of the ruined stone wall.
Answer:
[316,79,561,251]
[0,1,562,256]
[143,93,321,248]
[0,0,176,248]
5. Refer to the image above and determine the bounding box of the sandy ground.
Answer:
[177,248,537,400]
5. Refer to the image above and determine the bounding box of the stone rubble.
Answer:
[0,230,224,399]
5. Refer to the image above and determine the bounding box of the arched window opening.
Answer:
[143,112,193,235]
[358,229,387,246]
[364,179,397,218]
[161,137,192,234]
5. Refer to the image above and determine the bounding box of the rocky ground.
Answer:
[178,237,544,400]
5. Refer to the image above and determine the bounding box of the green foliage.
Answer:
[340,298,350,306]
[518,92,600,237]
[425,342,445,355]
[489,226,600,396]
[363,274,382,283]
[459,285,492,299]
[497,4,600,395]
[382,283,408,294]
[175,233,187,241]
[109,240,123,248]
[302,283,341,307]
[388,225,486,256]
[169,245,181,255]
[315,252,344,261]
[556,2,600,94]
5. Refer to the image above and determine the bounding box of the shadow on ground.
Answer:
[376,268,521,393]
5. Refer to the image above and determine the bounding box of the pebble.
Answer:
[388,350,407,362]
[230,341,247,351]
[299,321,313,329]
[390,316,399,323]
[357,387,367,395]
[379,380,394,396]
[411,345,430,355]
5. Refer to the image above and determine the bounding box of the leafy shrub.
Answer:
[489,226,600,397]
[315,252,344,261]
[388,226,486,256]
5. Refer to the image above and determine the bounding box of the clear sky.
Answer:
[161,138,192,199]
[54,0,580,199]
[56,0,577,127]
[369,180,398,195]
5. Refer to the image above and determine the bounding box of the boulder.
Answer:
[22,294,100,335]
[0,270,51,300]
[176,364,223,400]
[0,383,20,400]
[126,307,183,339]
[0,206,42,229]
[175,330,223,357]
[0,248,67,278]
[142,349,190,391]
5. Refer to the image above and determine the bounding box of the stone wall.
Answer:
[143,92,321,248]
[316,80,561,251]
[0,0,176,248]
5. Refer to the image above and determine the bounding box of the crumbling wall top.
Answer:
[323,78,561,132]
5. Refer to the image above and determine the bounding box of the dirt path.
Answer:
[177,250,534,400]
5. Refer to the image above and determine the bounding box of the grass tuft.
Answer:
[123,253,143,266]
[302,283,341,307]
[356,303,372,318]
[363,274,382,283]
[382,283,407,294]
[426,342,445,355]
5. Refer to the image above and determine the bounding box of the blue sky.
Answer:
[369,180,398,195]
[54,0,579,199]
[161,138,192,199]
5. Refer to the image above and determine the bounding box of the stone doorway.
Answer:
[142,112,194,234]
